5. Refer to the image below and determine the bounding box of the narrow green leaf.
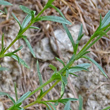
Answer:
[74,24,84,53]
[22,36,35,57]
[76,51,90,60]
[69,73,78,77]
[19,5,32,15]
[66,70,69,77]
[21,14,32,29]
[0,67,8,71]
[0,0,12,5]
[49,64,57,71]
[62,76,67,85]
[12,13,21,28]
[50,5,65,18]
[101,10,110,28]
[78,95,83,110]
[47,102,56,110]
[58,98,78,104]
[63,24,75,52]
[68,66,88,73]
[29,26,39,29]
[76,63,91,69]
[83,55,107,77]
[35,16,72,25]
[14,82,18,101]
[12,46,23,53]
[0,10,4,13]
[0,92,15,104]
[46,0,55,6]
[5,46,23,57]
[10,54,29,68]
[78,24,83,40]
[16,91,31,105]
[61,82,65,96]
[102,106,110,110]
[97,14,102,30]
[2,33,4,50]
[51,72,61,80]
[37,61,43,90]
[55,57,65,67]
[64,101,71,110]
[41,102,52,110]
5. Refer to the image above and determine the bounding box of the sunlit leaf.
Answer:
[21,14,32,29]
[49,64,57,71]
[61,82,65,96]
[102,106,110,110]
[51,72,61,80]
[101,10,110,28]
[46,0,55,6]
[68,66,88,73]
[76,63,91,69]
[0,0,12,5]
[35,16,71,25]
[29,26,39,29]
[19,5,32,15]
[56,57,65,67]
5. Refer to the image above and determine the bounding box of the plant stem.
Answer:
[38,80,60,100]
[35,6,47,19]
[1,5,47,56]
[23,80,60,109]
[23,100,39,109]
[27,78,53,98]
[1,21,33,56]
[1,37,18,55]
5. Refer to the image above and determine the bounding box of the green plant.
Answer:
[0,0,110,110]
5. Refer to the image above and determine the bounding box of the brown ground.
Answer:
[0,0,110,110]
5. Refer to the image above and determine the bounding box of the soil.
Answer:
[0,0,110,110]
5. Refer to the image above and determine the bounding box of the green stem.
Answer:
[38,80,60,101]
[1,37,18,56]
[35,6,47,19]
[23,100,39,109]
[77,33,95,56]
[27,78,53,98]
[23,80,60,109]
